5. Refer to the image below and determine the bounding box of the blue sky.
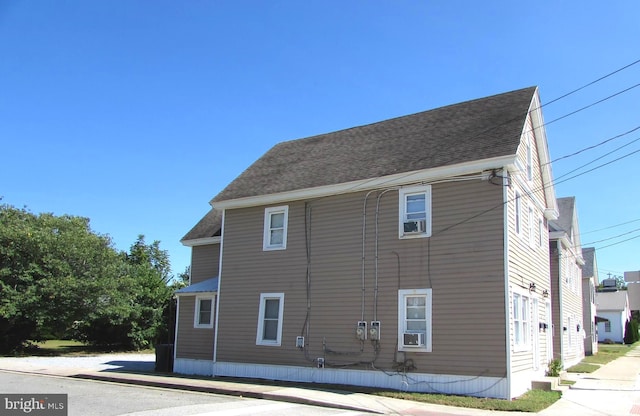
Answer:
[1,1,639,282]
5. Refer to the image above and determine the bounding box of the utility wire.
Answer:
[581,227,640,246]
[582,218,640,236]
[541,58,640,108]
[548,125,640,165]
[553,135,640,182]
[543,83,640,127]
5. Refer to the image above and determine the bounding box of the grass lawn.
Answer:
[567,342,639,372]
[19,340,154,356]
[376,389,561,412]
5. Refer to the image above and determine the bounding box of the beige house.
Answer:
[175,87,559,399]
[549,197,585,368]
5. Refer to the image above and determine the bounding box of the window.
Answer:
[538,217,544,248]
[513,292,530,350]
[256,293,284,346]
[397,289,432,352]
[263,206,288,251]
[526,133,533,182]
[515,190,522,235]
[194,296,214,328]
[398,186,431,238]
[604,321,611,333]
[528,206,535,248]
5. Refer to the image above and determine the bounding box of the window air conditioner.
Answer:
[403,332,425,347]
[404,220,426,233]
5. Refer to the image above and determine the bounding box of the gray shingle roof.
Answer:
[211,86,537,203]
[182,209,222,241]
[549,197,575,233]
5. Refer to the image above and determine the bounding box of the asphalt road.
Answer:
[0,372,370,416]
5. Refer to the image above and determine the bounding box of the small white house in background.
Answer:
[595,290,630,344]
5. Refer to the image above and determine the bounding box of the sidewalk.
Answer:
[539,345,640,416]
[1,348,640,415]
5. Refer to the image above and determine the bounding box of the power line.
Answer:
[549,125,640,165]
[582,218,640,236]
[543,83,640,127]
[594,234,640,251]
[553,135,640,182]
[541,58,640,108]
[581,227,640,246]
[553,147,640,187]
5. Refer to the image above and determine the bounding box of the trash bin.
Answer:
[155,344,174,372]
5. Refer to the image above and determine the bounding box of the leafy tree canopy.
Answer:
[0,203,175,353]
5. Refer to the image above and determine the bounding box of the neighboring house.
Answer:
[581,247,598,355]
[176,87,559,399]
[549,197,585,369]
[595,290,630,343]
[624,271,640,314]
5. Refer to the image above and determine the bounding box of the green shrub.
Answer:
[546,359,562,377]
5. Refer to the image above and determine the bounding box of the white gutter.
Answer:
[212,209,225,365]
[181,236,221,247]
[212,155,516,210]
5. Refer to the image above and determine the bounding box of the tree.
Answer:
[0,204,121,352]
[0,204,175,353]
[73,236,173,349]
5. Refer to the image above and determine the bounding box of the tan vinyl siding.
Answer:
[550,245,561,360]
[217,178,508,377]
[191,244,220,284]
[507,126,553,374]
[176,296,215,360]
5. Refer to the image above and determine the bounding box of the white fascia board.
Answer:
[212,155,516,210]
[181,236,221,247]
[529,90,558,216]
[175,291,217,298]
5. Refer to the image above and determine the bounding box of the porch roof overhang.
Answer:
[595,316,610,323]
[175,277,218,296]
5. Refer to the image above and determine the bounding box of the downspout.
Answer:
[361,190,376,322]
[212,209,226,367]
[173,295,180,364]
[374,189,396,321]
[557,239,564,366]
[503,169,512,400]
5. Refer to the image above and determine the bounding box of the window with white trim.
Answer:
[526,132,533,182]
[263,206,288,251]
[256,293,284,346]
[604,321,611,332]
[398,186,431,239]
[538,217,544,248]
[194,296,214,328]
[515,190,522,236]
[397,289,432,352]
[528,206,535,248]
[513,292,530,350]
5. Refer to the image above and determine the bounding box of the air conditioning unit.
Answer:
[403,220,426,234]
[403,332,425,347]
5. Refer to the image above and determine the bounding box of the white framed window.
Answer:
[256,293,284,346]
[538,217,545,248]
[604,321,611,332]
[263,206,288,251]
[194,296,214,328]
[513,291,530,351]
[515,190,522,236]
[528,206,535,248]
[397,288,432,352]
[526,132,533,182]
[398,185,431,239]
